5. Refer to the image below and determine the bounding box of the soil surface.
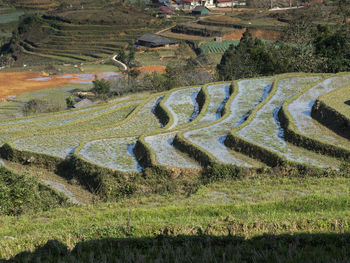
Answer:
[0,72,121,100]
[134,65,166,74]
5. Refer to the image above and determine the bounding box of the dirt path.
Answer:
[112,55,128,71]
[42,179,81,205]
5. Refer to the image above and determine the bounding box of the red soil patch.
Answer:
[222,29,246,40]
[0,72,117,100]
[134,65,166,74]
[223,29,282,41]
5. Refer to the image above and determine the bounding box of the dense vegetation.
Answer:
[0,166,70,216]
[217,19,350,80]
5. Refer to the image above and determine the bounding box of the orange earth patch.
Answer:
[134,65,167,74]
[0,72,120,100]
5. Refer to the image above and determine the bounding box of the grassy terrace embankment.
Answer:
[312,85,350,140]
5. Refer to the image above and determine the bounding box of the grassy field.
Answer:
[2,173,350,260]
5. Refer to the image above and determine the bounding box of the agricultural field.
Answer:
[285,75,350,156]
[199,40,239,54]
[316,85,350,120]
[5,5,174,65]
[1,72,350,261]
[0,73,348,174]
[0,71,124,120]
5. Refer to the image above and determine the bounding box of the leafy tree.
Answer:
[92,76,111,94]
[314,24,350,72]
[116,49,127,64]
[143,73,167,92]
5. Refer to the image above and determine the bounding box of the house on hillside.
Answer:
[137,33,177,48]
[181,0,214,8]
[214,0,246,7]
[192,6,210,15]
[157,6,174,15]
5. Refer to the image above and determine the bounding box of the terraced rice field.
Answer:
[183,79,273,167]
[18,15,169,63]
[287,75,350,151]
[317,85,350,120]
[164,86,201,130]
[0,73,349,174]
[236,76,341,168]
[144,132,200,169]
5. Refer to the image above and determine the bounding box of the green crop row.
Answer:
[199,40,240,54]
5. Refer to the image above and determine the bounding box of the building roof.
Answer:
[157,6,174,14]
[137,33,177,46]
[192,6,210,12]
[73,98,93,108]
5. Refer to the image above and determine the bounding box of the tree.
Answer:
[314,24,350,72]
[116,49,127,64]
[91,76,111,94]
[335,0,350,24]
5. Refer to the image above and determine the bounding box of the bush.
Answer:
[22,99,66,116]
[91,76,111,94]
[0,167,69,216]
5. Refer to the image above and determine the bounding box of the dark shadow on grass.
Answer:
[3,233,350,262]
[345,100,350,106]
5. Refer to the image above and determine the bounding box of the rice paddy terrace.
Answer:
[13,6,171,63]
[0,73,349,200]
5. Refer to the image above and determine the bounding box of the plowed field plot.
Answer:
[287,75,350,150]
[236,76,341,168]
[183,78,274,167]
[0,74,348,173]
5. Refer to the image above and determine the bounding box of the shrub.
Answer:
[0,167,69,216]
[91,76,111,94]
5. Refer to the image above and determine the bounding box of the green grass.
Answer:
[320,85,350,119]
[2,174,350,260]
[0,166,70,216]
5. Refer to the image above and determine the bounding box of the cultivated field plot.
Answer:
[200,40,240,54]
[0,74,349,173]
[79,137,141,172]
[287,75,350,150]
[183,79,274,167]
[236,76,342,168]
[164,87,201,130]
[318,85,350,120]
[145,132,200,169]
